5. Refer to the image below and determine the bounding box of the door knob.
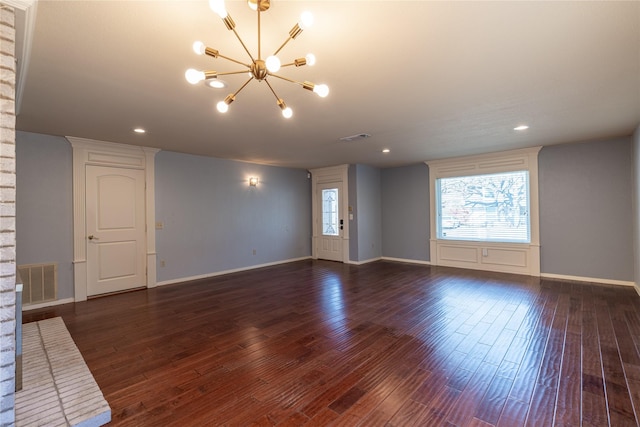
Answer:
[88,235,99,240]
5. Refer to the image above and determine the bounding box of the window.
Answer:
[426,147,541,276]
[436,170,530,243]
[322,188,339,236]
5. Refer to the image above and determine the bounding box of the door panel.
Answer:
[316,182,343,262]
[86,165,146,296]
[98,241,138,280]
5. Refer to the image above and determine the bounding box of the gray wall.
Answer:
[539,137,634,282]
[351,164,382,262]
[379,138,634,282]
[15,131,312,300]
[16,132,74,299]
[633,125,640,288]
[381,163,430,262]
[15,131,638,302]
[155,151,311,283]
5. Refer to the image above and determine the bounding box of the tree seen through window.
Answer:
[437,171,530,243]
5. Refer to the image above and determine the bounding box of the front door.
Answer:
[316,182,343,262]
[86,165,146,296]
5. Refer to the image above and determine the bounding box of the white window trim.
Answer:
[426,146,541,276]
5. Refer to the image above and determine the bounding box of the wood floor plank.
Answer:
[321,334,418,422]
[524,291,571,425]
[20,259,640,426]
[474,373,513,425]
[582,287,609,427]
[507,292,559,405]
[446,361,499,426]
[416,385,462,425]
[623,363,640,426]
[554,331,581,426]
[386,398,429,426]
[496,397,528,427]
[358,367,432,425]
[595,296,638,425]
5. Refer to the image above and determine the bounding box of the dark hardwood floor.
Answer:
[23,260,640,426]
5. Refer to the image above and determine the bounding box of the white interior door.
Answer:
[316,182,344,262]
[86,165,146,296]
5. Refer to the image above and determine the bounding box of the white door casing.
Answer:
[309,164,349,263]
[316,182,343,262]
[86,165,146,296]
[68,137,159,301]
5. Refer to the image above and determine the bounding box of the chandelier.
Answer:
[185,0,329,119]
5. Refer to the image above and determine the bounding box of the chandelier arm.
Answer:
[231,27,256,63]
[216,53,252,68]
[272,36,293,57]
[231,77,255,98]
[272,22,304,56]
[280,58,307,68]
[213,70,253,77]
[263,79,282,102]
[268,73,304,86]
[265,79,292,118]
[257,7,261,60]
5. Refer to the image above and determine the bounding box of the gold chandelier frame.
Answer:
[186,0,329,118]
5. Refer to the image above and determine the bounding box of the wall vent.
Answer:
[18,263,57,306]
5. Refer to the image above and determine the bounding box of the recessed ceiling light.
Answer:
[382,148,390,153]
[514,125,529,131]
[206,79,227,89]
[133,128,146,134]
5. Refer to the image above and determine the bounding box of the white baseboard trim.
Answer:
[22,297,75,311]
[540,273,635,288]
[348,257,382,265]
[349,257,432,266]
[377,260,632,289]
[381,257,432,266]
[156,256,313,287]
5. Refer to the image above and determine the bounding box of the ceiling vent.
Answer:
[339,133,371,142]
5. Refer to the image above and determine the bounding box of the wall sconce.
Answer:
[249,177,259,187]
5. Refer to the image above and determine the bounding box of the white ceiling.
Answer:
[14,1,640,169]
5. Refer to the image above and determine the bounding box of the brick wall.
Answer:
[0,4,16,425]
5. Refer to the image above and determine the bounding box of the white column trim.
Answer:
[143,147,158,288]
[71,144,88,302]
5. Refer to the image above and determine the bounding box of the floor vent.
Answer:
[18,263,57,306]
